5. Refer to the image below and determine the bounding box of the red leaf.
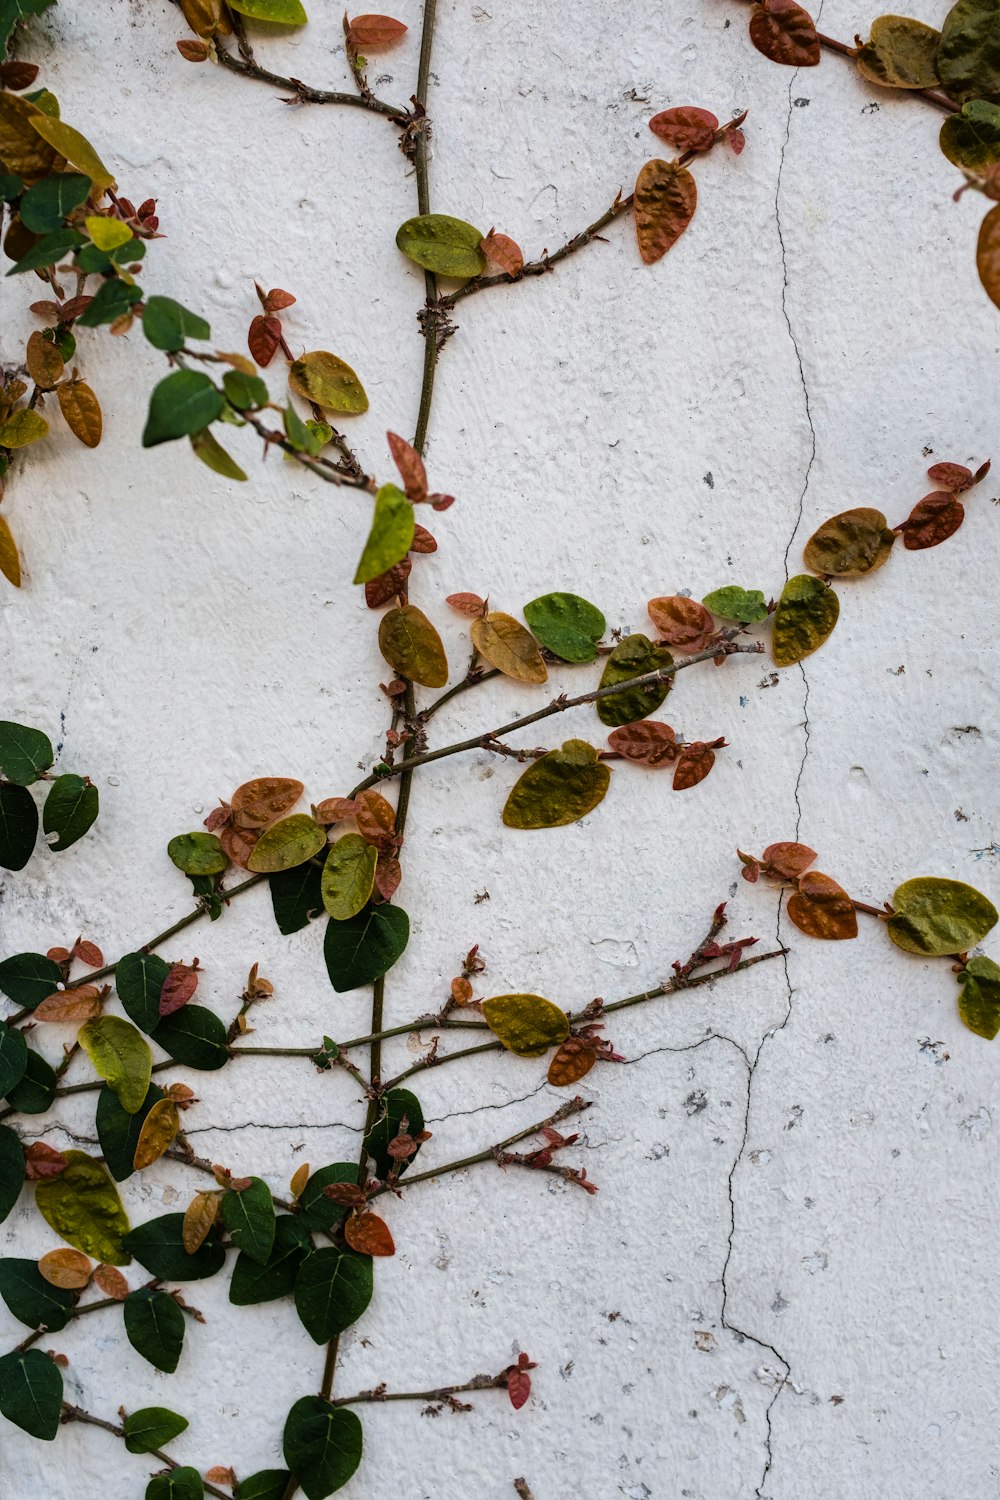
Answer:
[975,458,992,483]
[59,295,92,321]
[177,38,210,60]
[648,105,719,153]
[24,1142,68,1180]
[0,61,40,89]
[264,288,296,312]
[926,462,973,492]
[429,492,455,511]
[347,13,408,47]
[748,0,820,66]
[46,947,71,963]
[387,431,427,502]
[480,229,525,276]
[672,743,717,790]
[727,127,747,154]
[73,939,104,968]
[761,841,816,880]
[374,852,402,901]
[248,314,282,368]
[365,559,412,609]
[647,595,716,651]
[607,721,678,766]
[409,522,437,553]
[445,592,487,616]
[344,1211,396,1256]
[160,964,199,1017]
[507,1368,531,1410]
[898,492,965,550]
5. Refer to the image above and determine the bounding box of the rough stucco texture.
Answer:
[2,1,999,1497]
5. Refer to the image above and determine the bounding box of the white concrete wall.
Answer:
[2,1,998,1497]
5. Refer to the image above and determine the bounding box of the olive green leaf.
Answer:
[0,721,53,786]
[378,604,449,687]
[0,782,38,870]
[856,14,941,87]
[802,507,896,577]
[353,483,414,584]
[502,739,611,829]
[293,1246,373,1343]
[701,585,769,623]
[78,1016,152,1114]
[18,171,90,234]
[481,993,570,1056]
[123,1287,186,1372]
[28,114,115,189]
[168,831,229,876]
[940,97,1000,166]
[247,814,327,873]
[190,427,248,481]
[323,904,410,992]
[35,1149,131,1264]
[41,773,98,850]
[142,295,211,352]
[887,877,999,955]
[523,592,606,663]
[321,834,378,921]
[0,1348,63,1440]
[596,634,674,726]
[143,370,224,447]
[228,0,308,22]
[123,1407,190,1454]
[938,0,1000,102]
[772,575,839,666]
[0,408,48,447]
[471,612,548,683]
[956,955,1000,1038]
[288,351,368,414]
[395,213,486,278]
[283,1397,363,1500]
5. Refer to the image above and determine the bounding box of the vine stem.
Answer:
[60,1405,231,1500]
[411,0,439,454]
[330,1370,509,1406]
[211,19,403,116]
[349,636,764,794]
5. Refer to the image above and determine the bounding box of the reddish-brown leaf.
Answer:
[445,592,487,616]
[898,492,965,550]
[648,105,719,152]
[46,947,71,963]
[607,721,678,767]
[220,823,260,868]
[231,777,304,828]
[738,851,761,883]
[451,976,473,1004]
[59,295,93,322]
[205,1469,237,1489]
[165,1083,196,1105]
[647,595,716,651]
[322,1182,367,1208]
[748,0,821,65]
[264,288,296,312]
[33,986,102,1023]
[356,790,398,852]
[314,797,360,825]
[73,940,104,968]
[248,313,282,368]
[507,1367,531,1410]
[409,522,437,553]
[386,430,427,501]
[0,61,40,89]
[24,1142,67,1180]
[547,1037,597,1086]
[365,558,412,609]
[177,37,211,60]
[634,159,697,265]
[978,203,1000,310]
[344,1211,396,1256]
[727,127,747,154]
[183,1192,221,1255]
[927,462,974,492]
[480,229,525,276]
[374,851,402,901]
[975,458,992,483]
[30,302,62,323]
[347,13,408,47]
[761,841,816,880]
[160,963,199,1017]
[92,1264,129,1300]
[38,1249,91,1290]
[786,871,858,940]
[672,743,716,790]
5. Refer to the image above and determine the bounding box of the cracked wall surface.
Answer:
[1,1,998,1497]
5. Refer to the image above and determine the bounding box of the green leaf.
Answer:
[887,877,999,956]
[855,14,941,87]
[221,1177,276,1265]
[230,1215,312,1305]
[146,1466,204,1500]
[18,172,91,234]
[940,96,1000,166]
[701,585,769,623]
[0,783,37,870]
[96,1082,165,1182]
[228,0,308,22]
[395,213,486,278]
[0,951,62,1009]
[122,1213,226,1281]
[270,863,324,935]
[74,276,143,326]
[772,575,839,666]
[247,814,327,874]
[78,1015,152,1114]
[142,370,225,448]
[323,904,409,992]
[353,483,415,584]
[362,1089,424,1180]
[288,351,368,414]
[957,955,1000,1038]
[802,507,895,578]
[296,1164,358,1232]
[0,0,57,50]
[294,1246,373,1344]
[377,604,449,688]
[191,427,248,481]
[481,993,570,1056]
[27,115,115,191]
[0,720,53,784]
[168,831,229,876]
[4,1047,56,1113]
[522,592,606,662]
[283,1397,363,1500]
[123,1287,186,1373]
[0,1125,25,1223]
[0,1022,28,1099]
[596,634,674,727]
[0,1257,74,1331]
[321,835,377,920]
[502,738,610,829]
[123,1406,190,1454]
[155,1004,229,1070]
[35,1149,131,1264]
[223,368,269,410]
[85,214,132,251]
[0,407,47,448]
[116,952,169,1034]
[0,173,23,200]
[237,1473,293,1500]
[41,773,98,850]
[6,227,84,274]
[141,295,210,352]
[0,1348,62,1440]
[938,0,1000,102]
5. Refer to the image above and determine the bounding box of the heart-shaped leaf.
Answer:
[283,1397,363,1500]
[786,872,858,940]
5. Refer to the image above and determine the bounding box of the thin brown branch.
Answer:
[331,1370,507,1407]
[211,29,403,116]
[60,1405,231,1500]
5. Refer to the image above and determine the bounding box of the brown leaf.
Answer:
[165,1083,196,1105]
[927,462,974,492]
[364,558,412,609]
[57,381,102,448]
[648,105,719,152]
[634,160,697,265]
[0,514,20,589]
[409,522,437,553]
[471,612,548,683]
[347,13,408,47]
[59,295,92,322]
[344,1211,396,1256]
[387,430,427,501]
[290,1162,310,1198]
[24,1142,67,1180]
[787,871,858,940]
[205,1469,237,1489]
[480,229,525,276]
[181,0,232,36]
[28,301,62,322]
[133,1098,181,1170]
[607,721,678,766]
[159,963,199,1017]
[176,37,211,60]
[356,790,398,852]
[322,1182,367,1207]
[248,313,282,368]
[446,592,487,616]
[0,61,40,90]
[547,1037,598,1087]
[38,1249,91,1290]
[451,976,473,1004]
[898,492,965,549]
[761,841,816,880]
[33,986,103,1023]
[314,797,360,825]
[220,823,260,868]
[378,604,449,688]
[74,940,104,968]
[264,288,296,312]
[231,776,304,828]
[672,743,717,790]
[46,948,71,963]
[183,1191,220,1254]
[25,330,64,390]
[748,0,820,65]
[647,595,716,651]
[92,1264,129,1300]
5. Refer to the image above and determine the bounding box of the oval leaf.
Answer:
[634,159,697,265]
[957,955,1000,1038]
[168,830,229,876]
[502,739,610,829]
[887,877,998,955]
[323,904,409,992]
[786,872,859,940]
[288,351,368,414]
[133,1097,181,1169]
[232,776,304,828]
[596,634,674,727]
[898,492,965,549]
[481,993,570,1056]
[78,1015,152,1114]
[353,483,414,585]
[647,595,716,650]
[378,604,449,687]
[856,14,941,87]
[35,1149,131,1264]
[772,575,839,666]
[321,834,377,920]
[395,213,486,278]
[701,585,769,623]
[471,611,548,683]
[802,507,895,577]
[522,592,605,662]
[938,0,1000,103]
[247,813,327,873]
[41,772,98,849]
[749,0,821,65]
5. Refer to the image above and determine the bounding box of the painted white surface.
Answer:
[2,1,999,1497]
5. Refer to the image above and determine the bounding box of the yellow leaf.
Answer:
[471,612,548,683]
[288,350,368,414]
[0,408,48,449]
[38,1248,92,1290]
[85,215,132,251]
[0,514,21,588]
[25,330,65,390]
[133,1098,180,1170]
[290,1162,310,1198]
[183,1191,220,1254]
[28,115,115,191]
[58,381,102,447]
[481,993,570,1056]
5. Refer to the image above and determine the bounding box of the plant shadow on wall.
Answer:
[1,2,1000,1499]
